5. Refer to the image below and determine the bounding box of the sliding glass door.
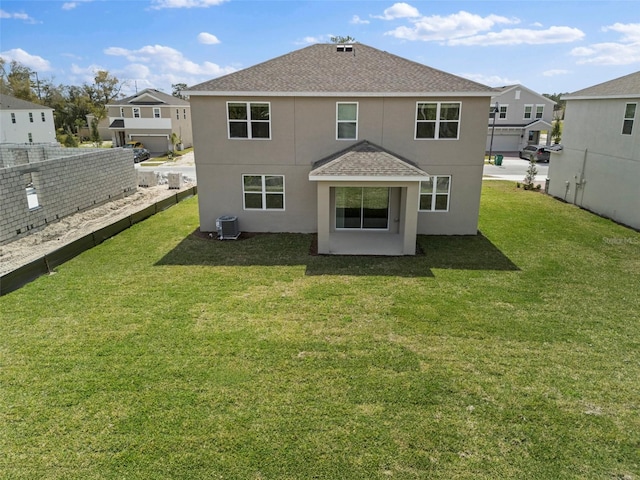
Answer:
[335,187,389,230]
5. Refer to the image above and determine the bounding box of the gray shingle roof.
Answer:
[565,71,640,99]
[188,43,494,96]
[0,93,53,110]
[110,88,190,106]
[309,141,429,181]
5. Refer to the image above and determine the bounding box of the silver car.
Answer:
[519,145,550,163]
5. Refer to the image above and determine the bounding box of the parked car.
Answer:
[519,145,550,162]
[123,141,144,149]
[133,148,151,163]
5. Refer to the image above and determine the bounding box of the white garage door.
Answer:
[132,136,169,154]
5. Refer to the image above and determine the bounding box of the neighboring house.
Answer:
[0,93,56,144]
[84,114,111,141]
[107,88,193,154]
[547,71,640,230]
[186,43,494,255]
[486,85,556,153]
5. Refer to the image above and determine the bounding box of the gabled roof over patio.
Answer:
[309,141,429,182]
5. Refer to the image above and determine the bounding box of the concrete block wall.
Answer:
[0,145,137,244]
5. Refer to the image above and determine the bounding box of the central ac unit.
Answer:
[216,215,240,240]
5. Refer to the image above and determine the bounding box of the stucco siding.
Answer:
[192,94,490,235]
[547,97,640,230]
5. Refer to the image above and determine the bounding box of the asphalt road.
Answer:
[134,153,549,184]
[483,154,549,182]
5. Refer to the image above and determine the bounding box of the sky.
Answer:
[1,0,639,98]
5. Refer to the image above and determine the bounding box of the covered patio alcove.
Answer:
[309,141,429,256]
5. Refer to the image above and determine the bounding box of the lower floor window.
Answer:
[243,174,284,210]
[419,175,451,211]
[336,187,389,229]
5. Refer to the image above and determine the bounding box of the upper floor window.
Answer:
[243,174,284,210]
[416,102,460,140]
[120,107,125,117]
[41,112,46,122]
[524,105,533,120]
[337,102,358,140]
[153,108,161,118]
[419,175,451,212]
[28,132,33,143]
[176,108,180,120]
[535,105,544,119]
[11,113,16,124]
[133,108,140,118]
[228,102,270,139]
[29,112,34,123]
[499,105,508,119]
[183,109,187,119]
[622,103,636,135]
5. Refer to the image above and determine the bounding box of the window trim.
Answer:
[120,107,125,117]
[176,108,180,120]
[29,112,34,123]
[153,107,161,118]
[133,107,140,118]
[535,105,544,119]
[622,102,636,135]
[41,112,46,122]
[419,175,451,212]
[11,113,16,124]
[499,105,508,119]
[415,101,461,140]
[336,102,358,140]
[523,104,533,120]
[242,174,285,211]
[227,101,271,140]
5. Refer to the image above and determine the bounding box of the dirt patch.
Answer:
[0,180,195,276]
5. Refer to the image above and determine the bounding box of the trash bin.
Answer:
[494,154,503,166]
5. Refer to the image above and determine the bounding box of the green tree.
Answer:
[90,118,102,147]
[0,59,37,101]
[330,36,356,44]
[522,157,539,190]
[172,83,188,99]
[551,118,562,144]
[84,70,124,121]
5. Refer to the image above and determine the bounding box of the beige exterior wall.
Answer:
[107,104,194,151]
[192,95,490,235]
[547,98,640,230]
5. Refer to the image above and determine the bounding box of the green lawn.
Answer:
[1,182,639,479]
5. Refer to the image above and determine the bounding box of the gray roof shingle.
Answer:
[188,43,494,96]
[309,141,429,180]
[0,93,53,110]
[565,71,640,99]
[110,88,190,106]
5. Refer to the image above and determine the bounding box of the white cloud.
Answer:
[374,2,420,20]
[198,32,221,45]
[295,35,332,45]
[62,2,78,10]
[0,48,51,71]
[350,15,369,25]
[150,0,227,9]
[459,73,521,87]
[104,44,235,76]
[449,26,585,46]
[570,22,640,65]
[603,22,640,42]
[0,9,38,23]
[543,69,571,77]
[385,11,517,42]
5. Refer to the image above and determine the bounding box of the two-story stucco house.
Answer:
[186,43,495,255]
[107,88,193,154]
[547,71,640,230]
[0,93,56,144]
[486,85,556,153]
